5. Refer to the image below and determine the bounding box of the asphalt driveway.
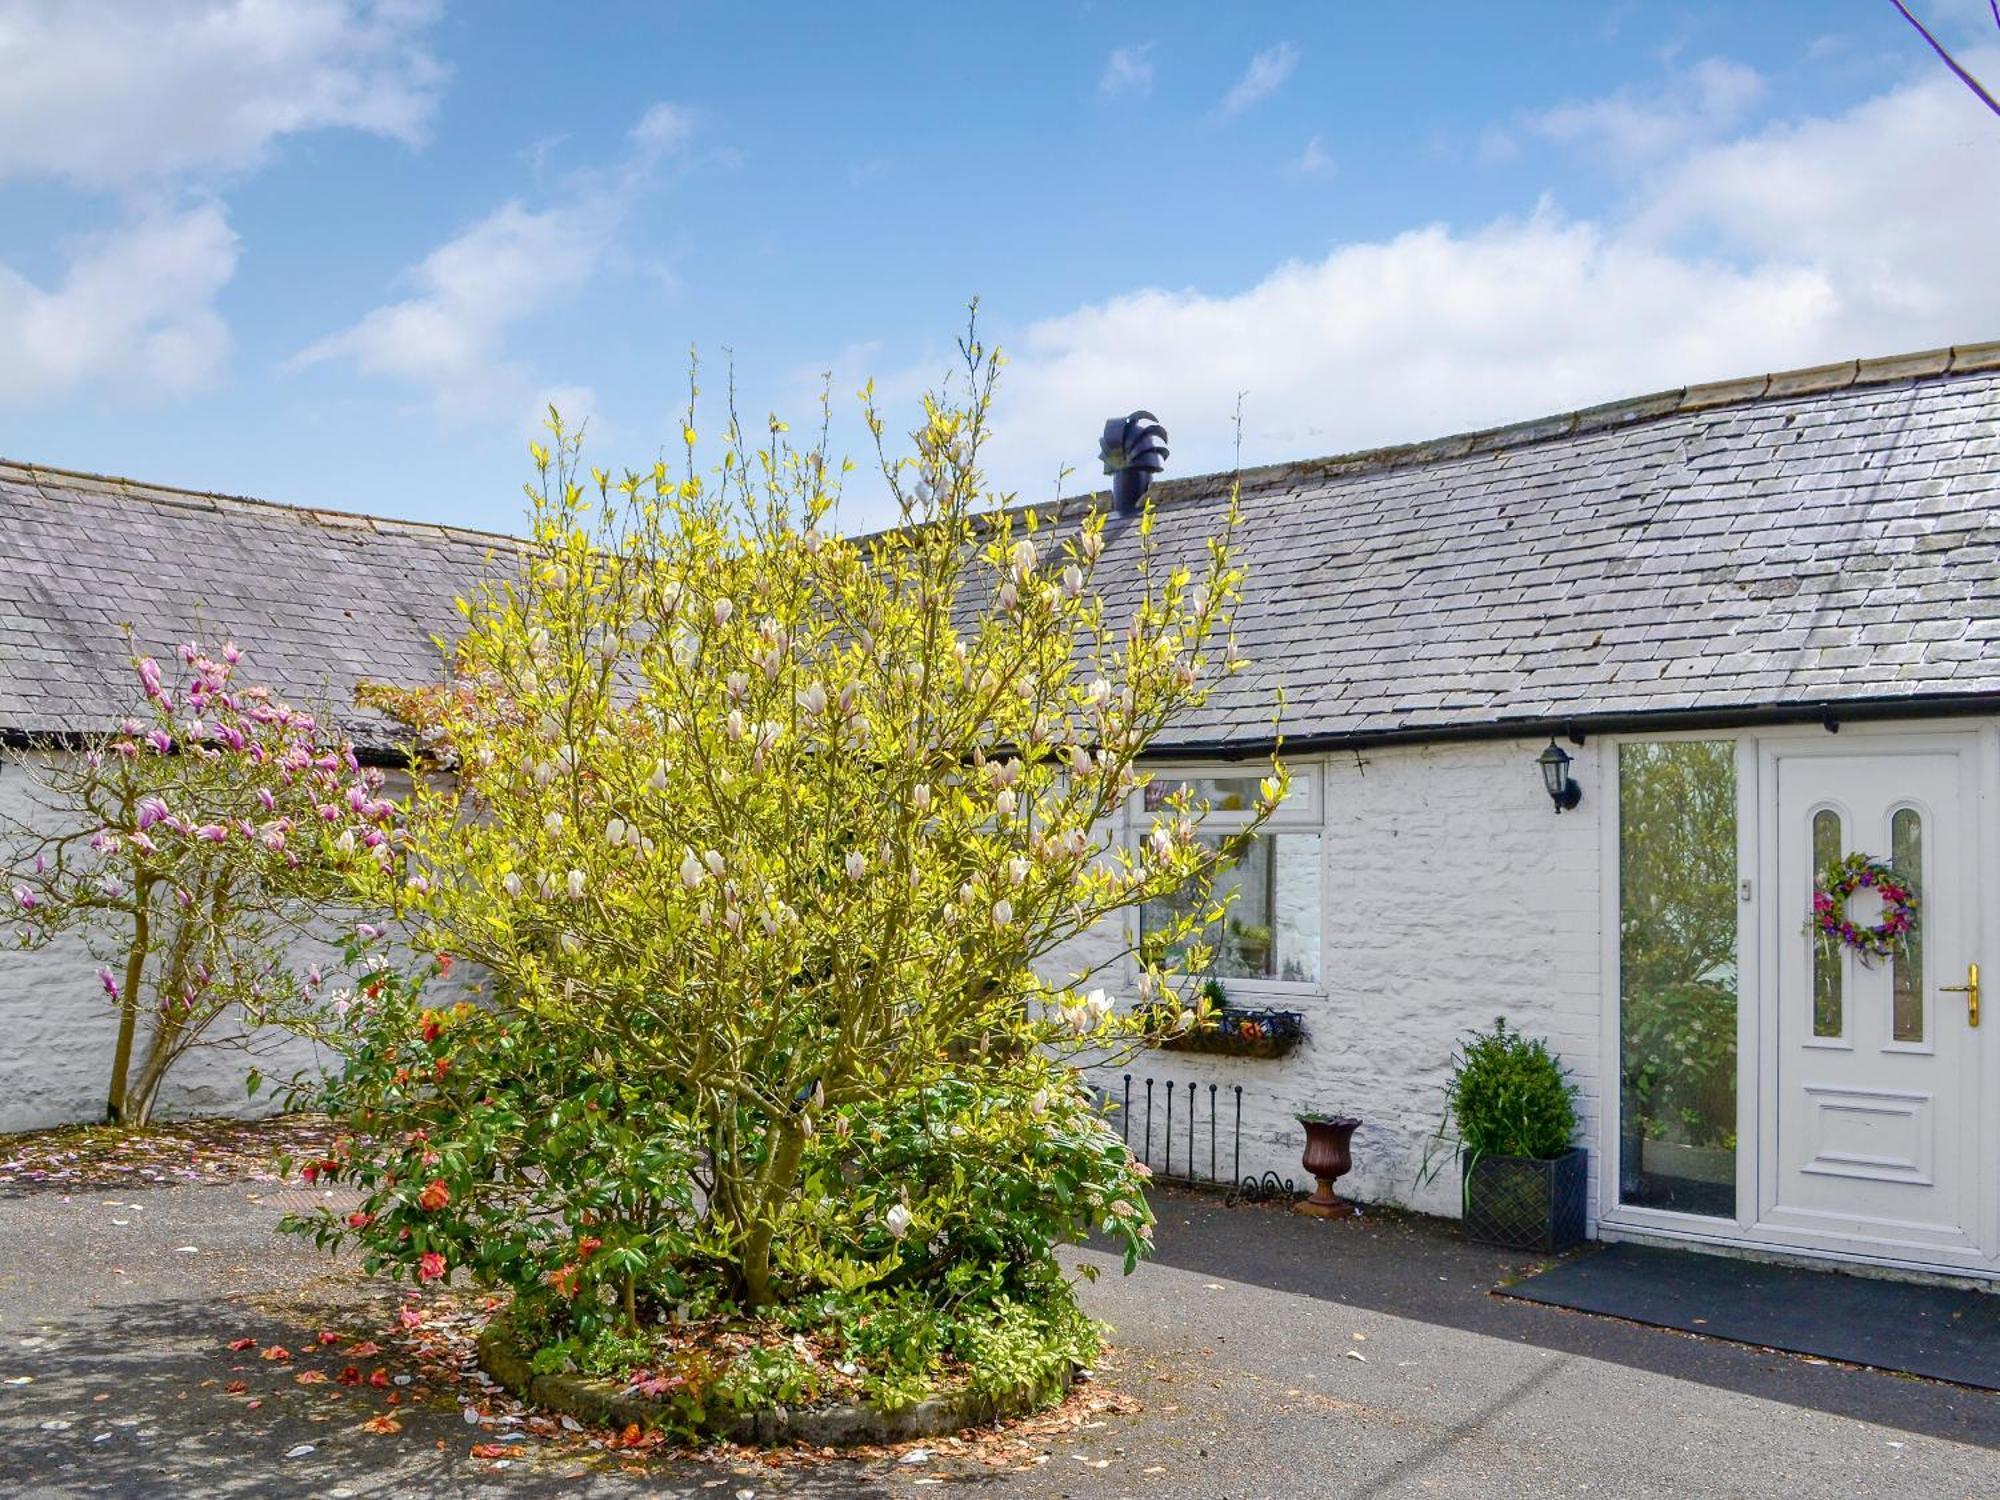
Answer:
[0,1177,1992,1498]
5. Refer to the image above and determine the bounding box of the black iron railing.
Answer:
[1101,1074,1297,1204]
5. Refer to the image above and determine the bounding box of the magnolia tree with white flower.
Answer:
[4,644,388,1125]
[295,332,1280,1391]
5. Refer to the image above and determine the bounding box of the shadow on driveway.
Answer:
[1137,1188,1999,1449]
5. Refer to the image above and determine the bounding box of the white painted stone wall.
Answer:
[5,734,1607,1210]
[1061,738,1606,1223]
[0,755,472,1132]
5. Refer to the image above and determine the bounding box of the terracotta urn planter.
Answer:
[1295,1114,1361,1218]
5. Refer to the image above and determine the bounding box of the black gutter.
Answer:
[1145,691,2000,760]
[1,726,412,770]
[11,689,2000,769]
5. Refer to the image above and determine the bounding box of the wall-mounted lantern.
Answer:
[1538,739,1582,813]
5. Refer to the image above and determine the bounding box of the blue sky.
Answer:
[1,1,1997,533]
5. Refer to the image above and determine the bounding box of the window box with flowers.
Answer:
[1152,980,1307,1058]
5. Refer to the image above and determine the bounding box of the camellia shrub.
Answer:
[4,644,387,1124]
[293,335,1281,1414]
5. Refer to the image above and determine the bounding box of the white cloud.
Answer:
[1100,43,1156,98]
[1528,56,1765,167]
[629,101,696,161]
[1291,134,1334,178]
[0,201,238,400]
[975,51,2000,498]
[0,1,444,407]
[293,199,606,415]
[1220,42,1298,117]
[296,99,697,415]
[0,0,445,191]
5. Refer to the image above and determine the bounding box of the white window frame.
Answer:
[1126,759,1325,996]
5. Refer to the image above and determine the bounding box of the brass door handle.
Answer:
[1941,962,1980,1027]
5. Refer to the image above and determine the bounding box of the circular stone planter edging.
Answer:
[475,1312,1073,1448]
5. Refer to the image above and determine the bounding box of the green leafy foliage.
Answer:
[278,331,1270,1417]
[1420,1017,1579,1190]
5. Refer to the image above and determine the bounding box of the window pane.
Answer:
[1139,833,1320,983]
[1143,771,1307,816]
[1618,741,1737,1217]
[1891,809,1924,1044]
[1812,810,1843,1039]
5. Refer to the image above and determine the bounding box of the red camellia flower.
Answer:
[435,952,455,978]
[417,1251,446,1282]
[347,1210,374,1229]
[576,1236,603,1260]
[418,1178,450,1213]
[421,1018,442,1043]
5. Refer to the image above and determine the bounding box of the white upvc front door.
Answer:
[1757,734,1993,1270]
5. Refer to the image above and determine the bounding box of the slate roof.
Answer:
[2,341,1998,754]
[0,465,513,751]
[1070,343,2000,750]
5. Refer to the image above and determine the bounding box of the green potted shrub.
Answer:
[1421,1018,1585,1252]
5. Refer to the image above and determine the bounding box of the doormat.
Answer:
[1498,1242,2000,1390]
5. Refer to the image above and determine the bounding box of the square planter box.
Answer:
[1463,1146,1588,1253]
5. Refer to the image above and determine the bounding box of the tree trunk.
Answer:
[739,1123,809,1309]
[104,878,152,1125]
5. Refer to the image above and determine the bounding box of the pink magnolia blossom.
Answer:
[97,968,119,1000]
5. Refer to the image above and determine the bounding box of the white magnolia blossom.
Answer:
[725,709,747,742]
[703,849,726,877]
[910,783,931,812]
[796,680,827,717]
[502,871,523,899]
[566,869,586,901]
[883,1203,913,1240]
[995,788,1018,817]
[1060,564,1084,598]
[711,597,735,626]
[544,810,564,836]
[1008,539,1038,578]
[991,898,1014,926]
[844,851,867,882]
[1006,856,1029,887]
[605,817,628,847]
[648,759,670,792]
[679,850,705,890]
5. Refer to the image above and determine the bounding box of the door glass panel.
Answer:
[1618,741,1738,1216]
[1811,809,1843,1039]
[1891,809,1924,1044]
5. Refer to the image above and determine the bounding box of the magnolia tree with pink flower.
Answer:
[289,333,1281,1415]
[4,642,390,1125]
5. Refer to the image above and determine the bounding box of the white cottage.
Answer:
[4,342,1998,1285]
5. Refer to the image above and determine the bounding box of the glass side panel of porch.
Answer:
[1617,740,1739,1218]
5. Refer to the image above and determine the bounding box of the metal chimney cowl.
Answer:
[1100,411,1169,513]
